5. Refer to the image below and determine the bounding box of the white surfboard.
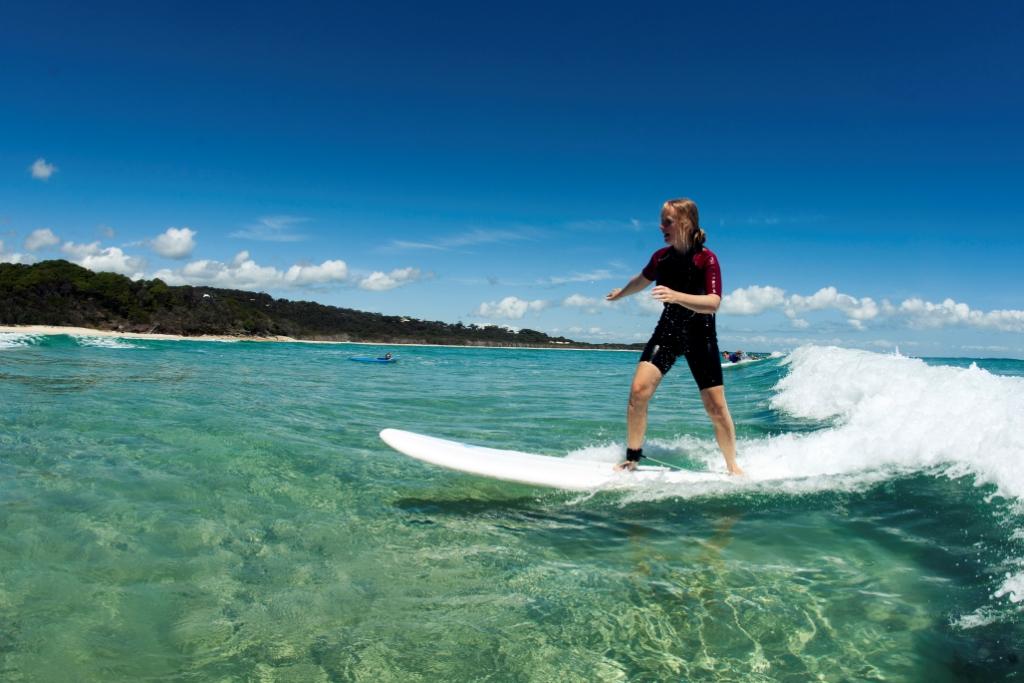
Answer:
[379,428,731,491]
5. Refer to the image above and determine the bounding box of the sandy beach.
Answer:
[0,324,298,343]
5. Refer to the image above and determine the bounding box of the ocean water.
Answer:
[1,333,1022,682]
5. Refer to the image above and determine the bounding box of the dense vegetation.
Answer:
[0,260,639,349]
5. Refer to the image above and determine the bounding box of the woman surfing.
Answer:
[606,198,744,475]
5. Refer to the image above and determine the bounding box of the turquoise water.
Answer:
[2,333,1023,681]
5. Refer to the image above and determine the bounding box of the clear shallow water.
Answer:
[1,334,1022,681]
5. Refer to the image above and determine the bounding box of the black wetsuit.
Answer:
[639,245,724,390]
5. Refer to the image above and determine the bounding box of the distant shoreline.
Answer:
[0,324,638,352]
[0,324,294,343]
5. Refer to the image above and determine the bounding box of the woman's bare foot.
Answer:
[614,460,638,472]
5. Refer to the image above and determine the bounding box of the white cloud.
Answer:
[722,284,880,328]
[151,227,197,259]
[230,216,310,242]
[286,260,349,285]
[30,158,57,181]
[358,267,421,291]
[79,247,146,278]
[721,286,787,315]
[721,283,1024,333]
[475,296,549,320]
[785,286,879,323]
[24,228,60,251]
[899,298,1024,333]
[62,240,148,279]
[154,254,348,290]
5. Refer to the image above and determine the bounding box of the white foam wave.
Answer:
[0,333,43,349]
[72,335,138,349]
[758,346,1024,498]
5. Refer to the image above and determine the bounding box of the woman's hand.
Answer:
[606,287,623,301]
[650,285,680,305]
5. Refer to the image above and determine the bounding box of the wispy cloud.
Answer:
[565,218,647,233]
[719,213,827,228]
[391,240,447,251]
[389,227,539,251]
[541,269,619,286]
[230,215,310,242]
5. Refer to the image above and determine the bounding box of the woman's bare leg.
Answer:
[616,361,663,470]
[700,385,743,475]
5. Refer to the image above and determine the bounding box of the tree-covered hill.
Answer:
[0,260,639,349]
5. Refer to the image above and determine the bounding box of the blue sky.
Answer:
[2,1,1022,356]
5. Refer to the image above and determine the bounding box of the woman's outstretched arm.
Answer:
[606,273,652,301]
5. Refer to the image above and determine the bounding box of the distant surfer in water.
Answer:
[606,198,744,475]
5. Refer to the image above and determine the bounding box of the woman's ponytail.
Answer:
[693,226,707,249]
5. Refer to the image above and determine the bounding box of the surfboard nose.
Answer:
[379,428,405,447]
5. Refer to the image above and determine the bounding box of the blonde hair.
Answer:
[661,198,706,251]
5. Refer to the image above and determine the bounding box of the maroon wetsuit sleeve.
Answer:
[694,248,722,296]
[641,248,668,281]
